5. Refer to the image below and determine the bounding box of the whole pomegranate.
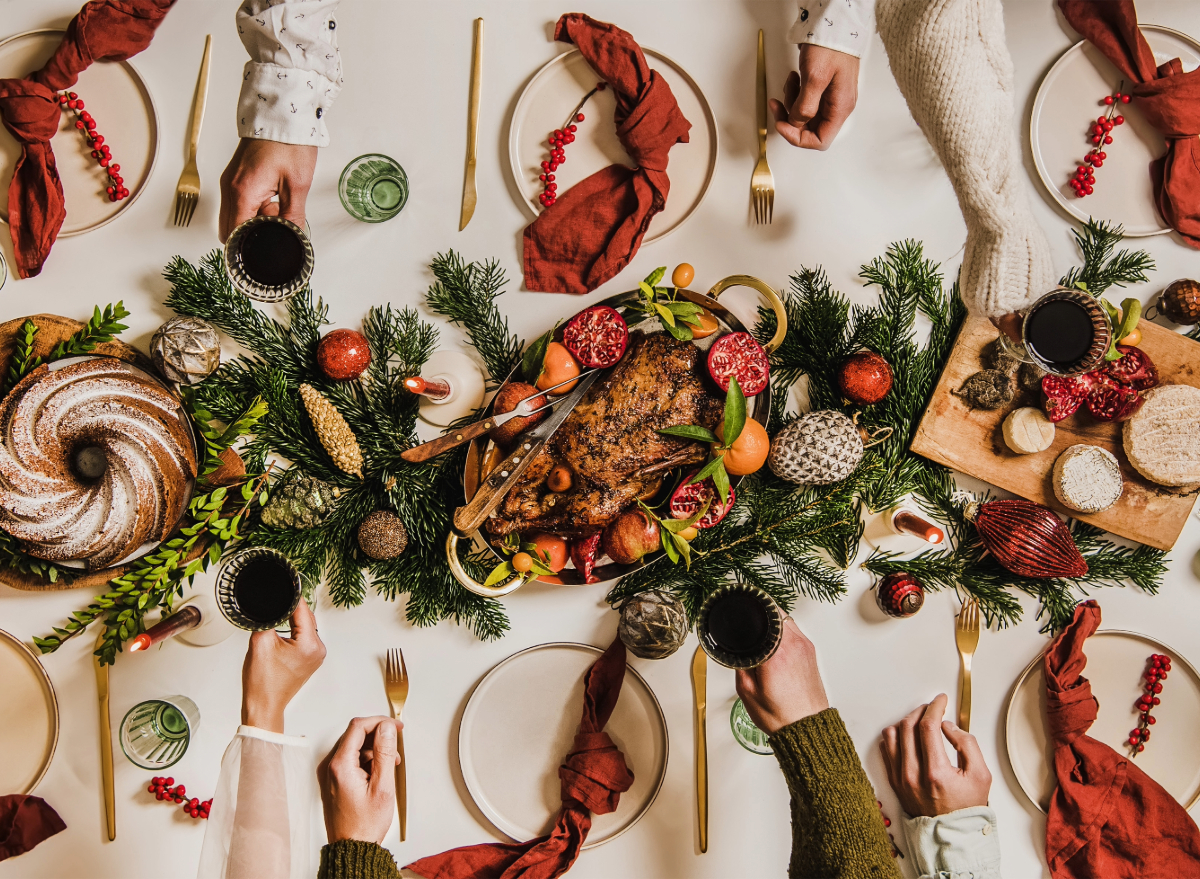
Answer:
[601,509,661,565]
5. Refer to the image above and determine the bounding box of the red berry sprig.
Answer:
[877,799,904,859]
[1068,83,1130,199]
[146,776,212,820]
[58,91,129,202]
[538,81,607,209]
[1128,652,1170,757]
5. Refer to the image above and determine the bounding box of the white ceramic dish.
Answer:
[1005,629,1200,813]
[0,627,59,794]
[1029,25,1200,236]
[509,48,717,244]
[0,29,159,237]
[458,642,668,848]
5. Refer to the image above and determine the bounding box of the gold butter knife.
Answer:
[459,18,483,231]
[691,646,708,854]
[94,636,115,841]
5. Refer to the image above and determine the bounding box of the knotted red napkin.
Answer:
[0,0,174,279]
[407,639,634,879]
[523,14,692,295]
[1059,0,1200,248]
[1044,601,1200,878]
[0,795,65,861]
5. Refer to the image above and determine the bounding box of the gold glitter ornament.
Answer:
[299,383,364,477]
[356,510,408,560]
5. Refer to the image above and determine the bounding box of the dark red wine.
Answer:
[1026,299,1095,366]
[238,222,305,287]
[705,590,770,656]
[233,555,298,624]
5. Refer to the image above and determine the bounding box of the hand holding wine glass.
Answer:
[241,598,326,733]
[735,616,830,735]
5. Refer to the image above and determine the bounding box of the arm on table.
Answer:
[737,618,900,879]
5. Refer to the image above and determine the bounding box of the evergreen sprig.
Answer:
[49,301,132,361]
[0,319,40,397]
[182,391,269,476]
[426,251,523,386]
[1059,218,1155,297]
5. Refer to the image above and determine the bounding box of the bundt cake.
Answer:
[0,358,198,570]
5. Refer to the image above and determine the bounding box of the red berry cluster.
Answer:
[538,81,606,209]
[1068,86,1129,199]
[58,91,129,202]
[1128,652,1170,756]
[146,776,212,820]
[876,799,903,859]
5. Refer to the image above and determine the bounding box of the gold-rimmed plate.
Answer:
[0,627,59,794]
[1005,629,1200,812]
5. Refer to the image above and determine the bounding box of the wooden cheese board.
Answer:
[911,317,1200,550]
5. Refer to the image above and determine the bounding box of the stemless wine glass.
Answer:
[0,249,7,293]
[730,698,773,755]
[696,583,784,670]
[997,287,1112,376]
[120,695,200,769]
[215,547,302,632]
[223,215,314,303]
[338,154,409,222]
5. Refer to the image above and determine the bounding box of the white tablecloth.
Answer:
[1,2,1198,877]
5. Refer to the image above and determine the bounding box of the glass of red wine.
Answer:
[997,287,1112,377]
[223,215,314,303]
[696,583,784,670]
[216,547,302,632]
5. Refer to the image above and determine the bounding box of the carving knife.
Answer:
[691,645,708,853]
[453,369,600,534]
[459,18,483,231]
[95,637,115,841]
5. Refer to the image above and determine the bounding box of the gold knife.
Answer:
[691,646,708,854]
[459,17,483,231]
[94,636,115,841]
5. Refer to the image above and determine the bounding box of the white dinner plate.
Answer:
[1030,25,1200,236]
[509,48,717,244]
[0,627,59,794]
[458,642,668,848]
[1005,629,1200,813]
[0,29,159,236]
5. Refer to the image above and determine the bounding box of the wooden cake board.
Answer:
[912,317,1200,551]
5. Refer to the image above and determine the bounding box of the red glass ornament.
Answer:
[838,351,894,405]
[967,499,1088,578]
[876,572,924,618]
[316,329,371,381]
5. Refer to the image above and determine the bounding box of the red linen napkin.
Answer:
[1044,601,1200,878]
[0,0,175,279]
[407,639,634,879]
[0,795,65,861]
[1058,0,1200,248]
[523,14,692,295]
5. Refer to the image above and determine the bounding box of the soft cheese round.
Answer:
[1002,407,1055,454]
[1123,385,1200,487]
[1052,444,1123,514]
[0,359,197,570]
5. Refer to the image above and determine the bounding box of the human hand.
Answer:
[880,693,992,818]
[219,138,318,242]
[990,312,1024,345]
[769,45,859,150]
[735,616,829,735]
[241,598,326,734]
[318,716,403,844]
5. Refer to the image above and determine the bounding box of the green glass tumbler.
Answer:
[339,154,408,222]
[119,695,200,769]
[730,698,773,755]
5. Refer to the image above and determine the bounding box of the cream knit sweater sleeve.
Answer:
[875,0,1055,319]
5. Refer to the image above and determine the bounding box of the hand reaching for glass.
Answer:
[241,598,326,734]
[880,693,993,817]
[318,715,404,845]
[219,138,318,242]
[735,616,830,735]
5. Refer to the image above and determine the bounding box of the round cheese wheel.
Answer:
[1002,407,1055,454]
[1123,385,1200,487]
[1053,445,1123,513]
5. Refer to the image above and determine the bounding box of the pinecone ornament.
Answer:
[768,411,864,484]
[300,383,364,478]
[617,591,689,660]
[150,316,221,385]
[1157,279,1200,325]
[876,573,924,618]
[261,474,340,530]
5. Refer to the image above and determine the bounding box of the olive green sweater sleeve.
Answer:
[769,708,902,879]
[317,840,399,879]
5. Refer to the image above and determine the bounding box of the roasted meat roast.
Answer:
[485,331,724,539]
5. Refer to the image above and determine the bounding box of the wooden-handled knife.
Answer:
[691,646,708,854]
[453,370,599,534]
[94,637,115,841]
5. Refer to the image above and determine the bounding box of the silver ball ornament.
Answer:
[150,317,221,385]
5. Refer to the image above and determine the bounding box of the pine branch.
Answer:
[49,302,131,360]
[1059,218,1155,297]
[425,251,523,386]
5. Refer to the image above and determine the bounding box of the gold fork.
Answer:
[173,34,211,227]
[384,648,409,841]
[955,598,981,733]
[751,29,775,225]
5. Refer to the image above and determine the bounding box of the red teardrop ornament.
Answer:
[968,499,1088,578]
